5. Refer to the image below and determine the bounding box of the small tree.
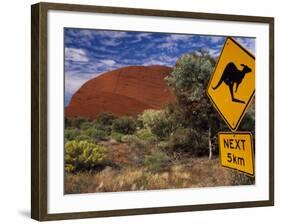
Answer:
[166,51,224,159]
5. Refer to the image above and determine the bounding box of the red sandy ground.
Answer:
[65,65,176,119]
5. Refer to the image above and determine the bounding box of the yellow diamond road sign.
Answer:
[218,132,254,176]
[207,37,255,131]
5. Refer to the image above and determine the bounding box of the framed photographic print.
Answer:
[31,2,274,221]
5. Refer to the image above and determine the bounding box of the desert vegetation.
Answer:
[64,51,255,194]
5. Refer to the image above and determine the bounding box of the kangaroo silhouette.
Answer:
[212,62,252,104]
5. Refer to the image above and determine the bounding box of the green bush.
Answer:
[138,110,173,139]
[136,129,157,142]
[121,134,138,143]
[80,121,94,130]
[156,141,170,151]
[164,103,189,129]
[144,151,169,172]
[150,115,173,140]
[138,109,163,129]
[65,117,88,129]
[120,134,147,149]
[112,116,136,134]
[110,132,124,142]
[65,128,80,141]
[91,112,117,135]
[83,128,108,141]
[95,112,117,126]
[167,128,208,154]
[92,122,112,135]
[74,134,92,142]
[168,128,190,149]
[65,140,108,172]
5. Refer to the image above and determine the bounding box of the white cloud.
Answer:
[208,48,222,57]
[65,48,89,62]
[100,59,116,66]
[168,34,193,41]
[97,31,130,46]
[157,35,191,51]
[208,36,224,44]
[65,71,103,98]
[65,72,90,96]
[129,33,152,43]
[143,59,166,66]
[159,54,178,64]
[98,31,129,38]
[190,42,206,48]
[234,37,255,54]
[158,42,178,51]
[137,33,152,38]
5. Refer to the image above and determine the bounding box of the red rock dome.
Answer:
[65,65,176,119]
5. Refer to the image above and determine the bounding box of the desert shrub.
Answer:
[230,171,255,185]
[157,141,170,151]
[65,140,108,172]
[167,128,208,154]
[121,134,138,143]
[90,112,117,134]
[65,117,88,129]
[164,103,189,129]
[112,116,136,134]
[138,109,163,129]
[138,109,174,139]
[132,138,147,150]
[144,151,169,172]
[168,128,190,149]
[65,128,80,141]
[83,128,108,141]
[95,112,117,126]
[65,164,76,173]
[150,115,173,140]
[84,113,117,135]
[65,117,72,128]
[110,132,124,142]
[75,134,92,142]
[80,121,94,130]
[91,122,112,135]
[136,129,157,142]
[135,118,144,129]
[121,134,147,149]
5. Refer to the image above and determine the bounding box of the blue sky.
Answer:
[64,28,255,106]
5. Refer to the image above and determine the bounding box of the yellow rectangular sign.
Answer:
[218,132,254,176]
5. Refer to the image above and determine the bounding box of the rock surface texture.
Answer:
[65,65,176,119]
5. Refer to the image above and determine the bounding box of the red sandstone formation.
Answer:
[65,65,176,119]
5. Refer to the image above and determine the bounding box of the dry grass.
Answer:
[65,157,234,194]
